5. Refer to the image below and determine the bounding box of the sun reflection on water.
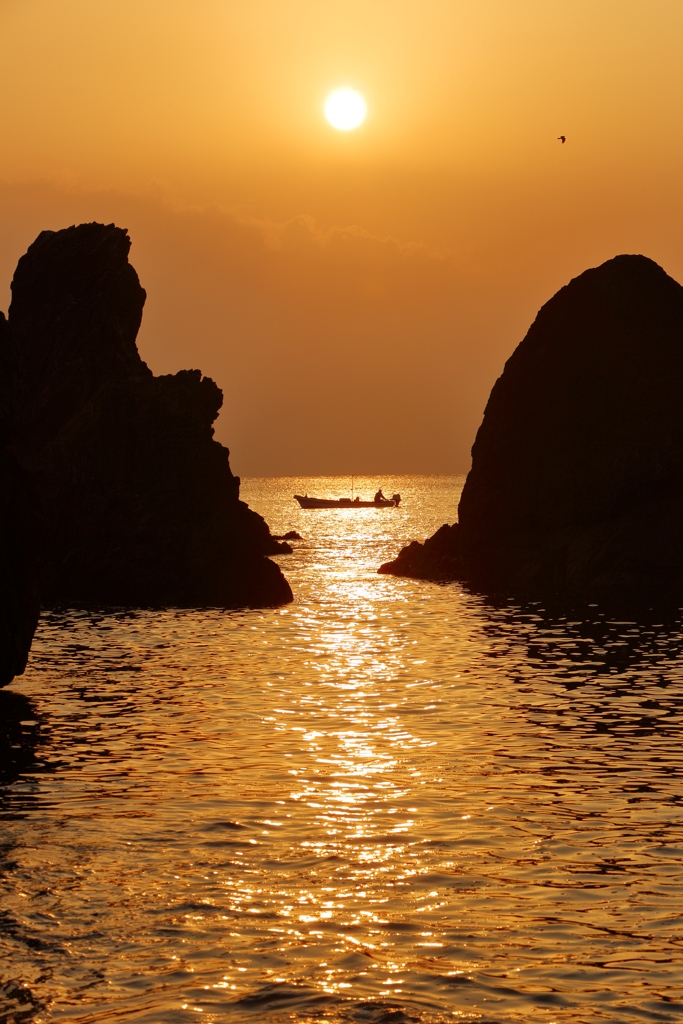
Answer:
[2,477,683,1022]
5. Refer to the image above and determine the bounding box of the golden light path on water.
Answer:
[2,476,683,1023]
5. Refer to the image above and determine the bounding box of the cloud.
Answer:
[6,172,675,475]
[0,177,507,474]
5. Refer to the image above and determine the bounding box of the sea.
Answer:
[2,475,683,1024]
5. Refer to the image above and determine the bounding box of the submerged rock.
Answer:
[8,222,292,608]
[0,688,42,779]
[381,255,683,598]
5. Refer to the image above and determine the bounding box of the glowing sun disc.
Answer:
[325,89,366,131]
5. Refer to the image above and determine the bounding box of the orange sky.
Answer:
[1,0,682,474]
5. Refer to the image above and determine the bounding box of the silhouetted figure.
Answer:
[374,489,386,502]
[558,135,566,143]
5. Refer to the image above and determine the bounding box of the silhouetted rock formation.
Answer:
[8,222,292,608]
[0,313,39,685]
[381,255,683,598]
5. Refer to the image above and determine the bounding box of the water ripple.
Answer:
[1,476,683,1023]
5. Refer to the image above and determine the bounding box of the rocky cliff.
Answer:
[381,255,683,598]
[0,313,39,685]
[8,222,292,609]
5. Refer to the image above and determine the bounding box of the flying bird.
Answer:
[558,135,566,143]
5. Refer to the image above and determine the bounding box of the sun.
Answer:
[324,89,366,131]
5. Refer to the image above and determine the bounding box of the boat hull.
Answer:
[294,495,398,509]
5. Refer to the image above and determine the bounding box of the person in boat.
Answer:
[374,488,386,502]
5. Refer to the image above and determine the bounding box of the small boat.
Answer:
[294,493,401,509]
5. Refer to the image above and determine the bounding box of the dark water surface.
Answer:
[2,476,683,1023]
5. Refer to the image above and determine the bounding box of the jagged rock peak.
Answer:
[6,221,292,610]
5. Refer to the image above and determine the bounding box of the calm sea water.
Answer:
[2,475,683,1024]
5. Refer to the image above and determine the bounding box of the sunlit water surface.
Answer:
[2,476,683,1024]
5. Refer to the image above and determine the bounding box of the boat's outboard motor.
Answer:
[392,493,401,506]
